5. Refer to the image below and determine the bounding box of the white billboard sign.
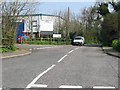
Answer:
[53,34,61,38]
[40,20,53,32]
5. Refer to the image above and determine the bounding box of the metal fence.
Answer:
[23,38,72,45]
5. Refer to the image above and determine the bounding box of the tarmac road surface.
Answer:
[2,45,118,89]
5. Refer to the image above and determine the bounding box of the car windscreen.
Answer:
[74,38,82,40]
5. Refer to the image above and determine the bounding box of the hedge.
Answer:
[112,39,120,52]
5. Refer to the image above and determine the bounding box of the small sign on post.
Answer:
[53,34,61,38]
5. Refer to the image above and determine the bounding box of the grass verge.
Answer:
[0,47,17,53]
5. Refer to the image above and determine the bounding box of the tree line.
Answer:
[54,1,120,45]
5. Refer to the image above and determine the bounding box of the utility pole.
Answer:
[66,7,70,44]
[67,7,70,38]
[30,16,33,39]
[58,11,61,34]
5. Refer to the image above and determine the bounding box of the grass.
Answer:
[112,39,120,52]
[0,47,17,53]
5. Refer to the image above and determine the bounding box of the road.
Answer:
[2,45,118,89]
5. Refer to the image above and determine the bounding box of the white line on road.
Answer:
[36,48,40,50]
[57,54,67,63]
[30,84,47,88]
[75,47,80,50]
[30,46,63,51]
[68,50,74,54]
[29,49,32,50]
[26,64,55,88]
[93,86,116,89]
[59,85,82,88]
[39,48,46,49]
[33,47,49,50]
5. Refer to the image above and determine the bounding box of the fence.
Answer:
[23,38,72,45]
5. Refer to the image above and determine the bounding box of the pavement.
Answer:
[1,49,31,59]
[1,44,63,59]
[102,47,120,58]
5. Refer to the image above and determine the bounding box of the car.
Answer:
[72,36,85,46]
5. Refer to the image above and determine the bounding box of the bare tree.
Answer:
[1,0,40,48]
[80,6,101,44]
[53,8,83,39]
[53,10,67,38]
[69,13,84,39]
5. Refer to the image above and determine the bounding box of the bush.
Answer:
[112,39,120,52]
[0,45,16,53]
[2,38,16,53]
[25,38,70,45]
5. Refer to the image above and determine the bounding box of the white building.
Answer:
[17,14,64,38]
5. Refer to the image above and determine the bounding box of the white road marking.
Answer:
[30,46,63,51]
[36,48,40,50]
[39,48,45,49]
[30,84,47,88]
[36,47,53,50]
[26,64,55,88]
[93,86,116,89]
[57,54,67,63]
[68,50,74,54]
[34,47,49,50]
[45,47,48,48]
[29,49,32,50]
[75,47,79,50]
[59,85,82,88]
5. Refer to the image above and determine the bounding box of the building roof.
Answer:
[18,13,64,20]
